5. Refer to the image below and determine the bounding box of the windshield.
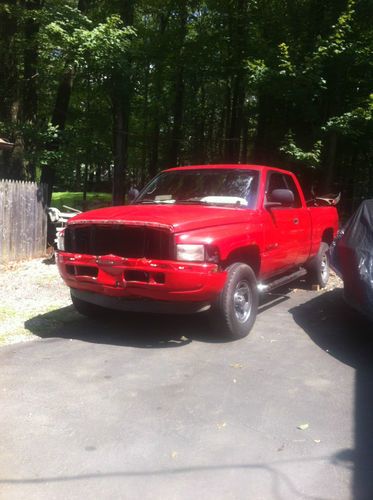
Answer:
[136,169,259,208]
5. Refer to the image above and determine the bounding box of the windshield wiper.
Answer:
[177,199,209,205]
[137,200,174,204]
[138,198,207,205]
[177,199,247,208]
[138,199,247,207]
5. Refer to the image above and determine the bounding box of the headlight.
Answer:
[176,244,205,262]
[56,228,65,251]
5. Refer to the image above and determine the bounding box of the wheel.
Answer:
[308,242,330,288]
[71,291,109,318]
[211,263,259,339]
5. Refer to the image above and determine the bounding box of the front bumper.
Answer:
[71,288,212,314]
[56,252,227,304]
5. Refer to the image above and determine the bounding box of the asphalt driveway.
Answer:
[1,285,373,500]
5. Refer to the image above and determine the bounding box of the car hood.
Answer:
[68,204,257,233]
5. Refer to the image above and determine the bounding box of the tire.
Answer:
[71,292,110,318]
[308,242,330,288]
[211,263,259,339]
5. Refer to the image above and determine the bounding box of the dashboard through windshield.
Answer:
[136,169,259,209]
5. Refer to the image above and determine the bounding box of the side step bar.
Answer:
[257,268,307,293]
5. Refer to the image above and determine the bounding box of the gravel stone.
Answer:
[0,256,71,345]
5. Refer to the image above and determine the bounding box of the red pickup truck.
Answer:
[56,164,338,338]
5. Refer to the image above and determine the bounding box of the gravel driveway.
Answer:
[0,257,71,345]
[2,258,373,500]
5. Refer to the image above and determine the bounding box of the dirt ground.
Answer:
[0,256,343,346]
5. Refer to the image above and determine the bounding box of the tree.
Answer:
[0,0,372,210]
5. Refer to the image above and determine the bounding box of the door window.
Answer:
[266,172,301,208]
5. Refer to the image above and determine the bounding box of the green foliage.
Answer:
[23,122,62,165]
[246,59,269,85]
[324,95,373,137]
[315,0,356,58]
[277,43,295,77]
[0,0,372,208]
[280,132,322,169]
[40,5,135,77]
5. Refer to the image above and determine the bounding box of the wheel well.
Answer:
[223,246,261,277]
[322,228,334,245]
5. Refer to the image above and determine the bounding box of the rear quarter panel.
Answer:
[308,206,339,257]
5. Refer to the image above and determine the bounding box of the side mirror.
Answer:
[265,188,294,207]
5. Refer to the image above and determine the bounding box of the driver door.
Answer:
[261,171,310,278]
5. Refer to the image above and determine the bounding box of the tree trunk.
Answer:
[40,0,87,203]
[168,66,185,166]
[149,119,160,179]
[10,129,26,180]
[95,164,101,185]
[192,85,207,164]
[112,97,127,205]
[148,11,169,178]
[40,66,75,204]
[0,2,25,180]
[0,2,18,123]
[225,74,245,163]
[22,0,39,124]
[240,104,249,163]
[222,85,232,160]
[251,92,276,163]
[111,0,134,206]
[167,5,187,167]
[224,0,248,163]
[141,63,150,180]
[322,131,338,192]
[83,164,88,202]
[75,163,81,190]
[22,0,41,180]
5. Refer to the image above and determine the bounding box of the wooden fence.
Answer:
[0,180,48,263]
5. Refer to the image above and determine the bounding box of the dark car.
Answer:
[330,199,373,321]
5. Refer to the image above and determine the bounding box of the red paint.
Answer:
[57,164,338,304]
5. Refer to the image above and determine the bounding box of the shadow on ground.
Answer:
[290,289,373,500]
[24,305,233,347]
[25,284,295,349]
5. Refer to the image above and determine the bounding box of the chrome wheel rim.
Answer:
[233,280,252,323]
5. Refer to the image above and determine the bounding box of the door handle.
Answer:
[293,218,299,225]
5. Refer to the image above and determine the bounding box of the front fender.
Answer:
[174,222,264,262]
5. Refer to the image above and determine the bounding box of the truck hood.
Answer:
[68,204,256,233]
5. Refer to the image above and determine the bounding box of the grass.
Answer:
[0,304,77,345]
[0,307,16,321]
[51,192,112,211]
